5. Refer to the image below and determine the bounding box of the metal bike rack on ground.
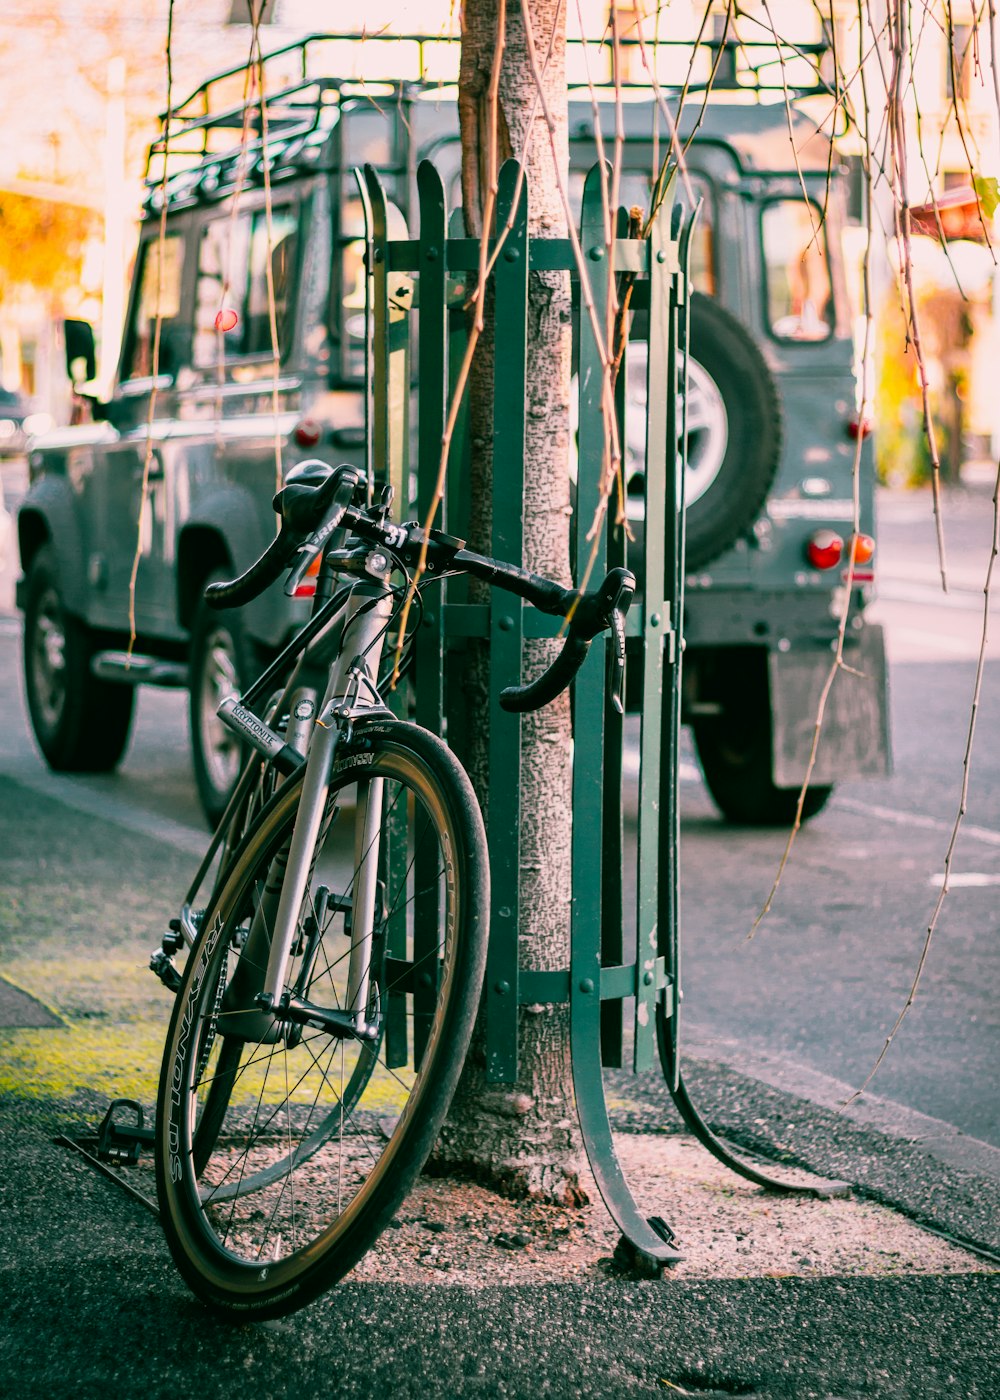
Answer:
[363,157,845,1271]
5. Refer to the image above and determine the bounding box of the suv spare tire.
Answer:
[680,292,783,570]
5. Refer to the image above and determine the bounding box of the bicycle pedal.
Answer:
[95,1099,156,1167]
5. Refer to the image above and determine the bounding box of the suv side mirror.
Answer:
[64,318,97,386]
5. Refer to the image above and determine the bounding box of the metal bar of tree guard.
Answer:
[411,163,449,1067]
[567,166,684,1265]
[600,234,628,1071]
[365,157,846,1275]
[362,167,410,1070]
[415,160,448,733]
[660,193,688,1092]
[483,162,528,1083]
[634,174,676,1074]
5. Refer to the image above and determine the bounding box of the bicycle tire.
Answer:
[155,719,489,1318]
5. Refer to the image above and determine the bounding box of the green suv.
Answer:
[17,34,889,825]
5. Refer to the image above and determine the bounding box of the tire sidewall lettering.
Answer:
[169,910,226,1184]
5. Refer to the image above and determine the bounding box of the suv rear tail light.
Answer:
[293,418,322,448]
[847,415,873,440]
[806,529,844,569]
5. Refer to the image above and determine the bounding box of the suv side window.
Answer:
[193,204,298,368]
[245,207,298,355]
[194,215,249,367]
[121,232,185,380]
[338,195,407,382]
[761,198,832,341]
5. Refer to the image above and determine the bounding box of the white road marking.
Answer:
[929,872,1000,888]
[878,580,995,611]
[835,795,1000,849]
[884,627,990,658]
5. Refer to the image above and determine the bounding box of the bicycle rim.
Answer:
[156,725,488,1317]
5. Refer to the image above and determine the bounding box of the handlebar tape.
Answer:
[496,567,635,713]
[205,464,364,610]
[204,529,301,611]
[498,633,590,713]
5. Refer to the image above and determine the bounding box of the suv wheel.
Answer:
[682,293,783,570]
[189,575,254,828]
[22,545,135,771]
[691,652,832,825]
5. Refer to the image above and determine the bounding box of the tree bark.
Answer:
[433,0,585,1204]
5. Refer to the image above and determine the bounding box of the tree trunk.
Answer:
[433,0,585,1204]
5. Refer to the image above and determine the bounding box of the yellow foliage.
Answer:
[0,192,97,297]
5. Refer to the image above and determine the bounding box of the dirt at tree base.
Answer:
[344,1132,987,1286]
[85,1128,988,1287]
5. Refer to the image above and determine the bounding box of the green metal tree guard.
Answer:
[362,157,845,1271]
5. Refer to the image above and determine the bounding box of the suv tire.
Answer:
[23,545,135,771]
[691,650,832,825]
[189,573,255,828]
[683,292,783,570]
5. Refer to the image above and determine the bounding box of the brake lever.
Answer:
[283,470,362,598]
[609,605,627,715]
[605,572,634,716]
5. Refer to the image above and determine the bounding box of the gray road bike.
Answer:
[153,459,634,1318]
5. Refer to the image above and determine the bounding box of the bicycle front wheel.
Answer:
[155,721,489,1318]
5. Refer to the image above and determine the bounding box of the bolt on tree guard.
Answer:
[362,158,845,1270]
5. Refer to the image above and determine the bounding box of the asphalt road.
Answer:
[678,477,1000,1146]
[1,465,998,1151]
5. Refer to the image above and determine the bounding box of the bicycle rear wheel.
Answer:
[155,721,489,1318]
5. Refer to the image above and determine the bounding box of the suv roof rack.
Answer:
[152,29,835,146]
[144,29,837,204]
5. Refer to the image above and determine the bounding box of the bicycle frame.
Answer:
[166,548,406,1046]
[257,575,395,1022]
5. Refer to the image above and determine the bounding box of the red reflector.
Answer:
[293,552,322,598]
[806,529,844,570]
[214,307,239,333]
[294,418,322,448]
[847,416,873,440]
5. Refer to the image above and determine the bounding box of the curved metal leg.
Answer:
[572,1002,684,1271]
[658,1013,849,1198]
